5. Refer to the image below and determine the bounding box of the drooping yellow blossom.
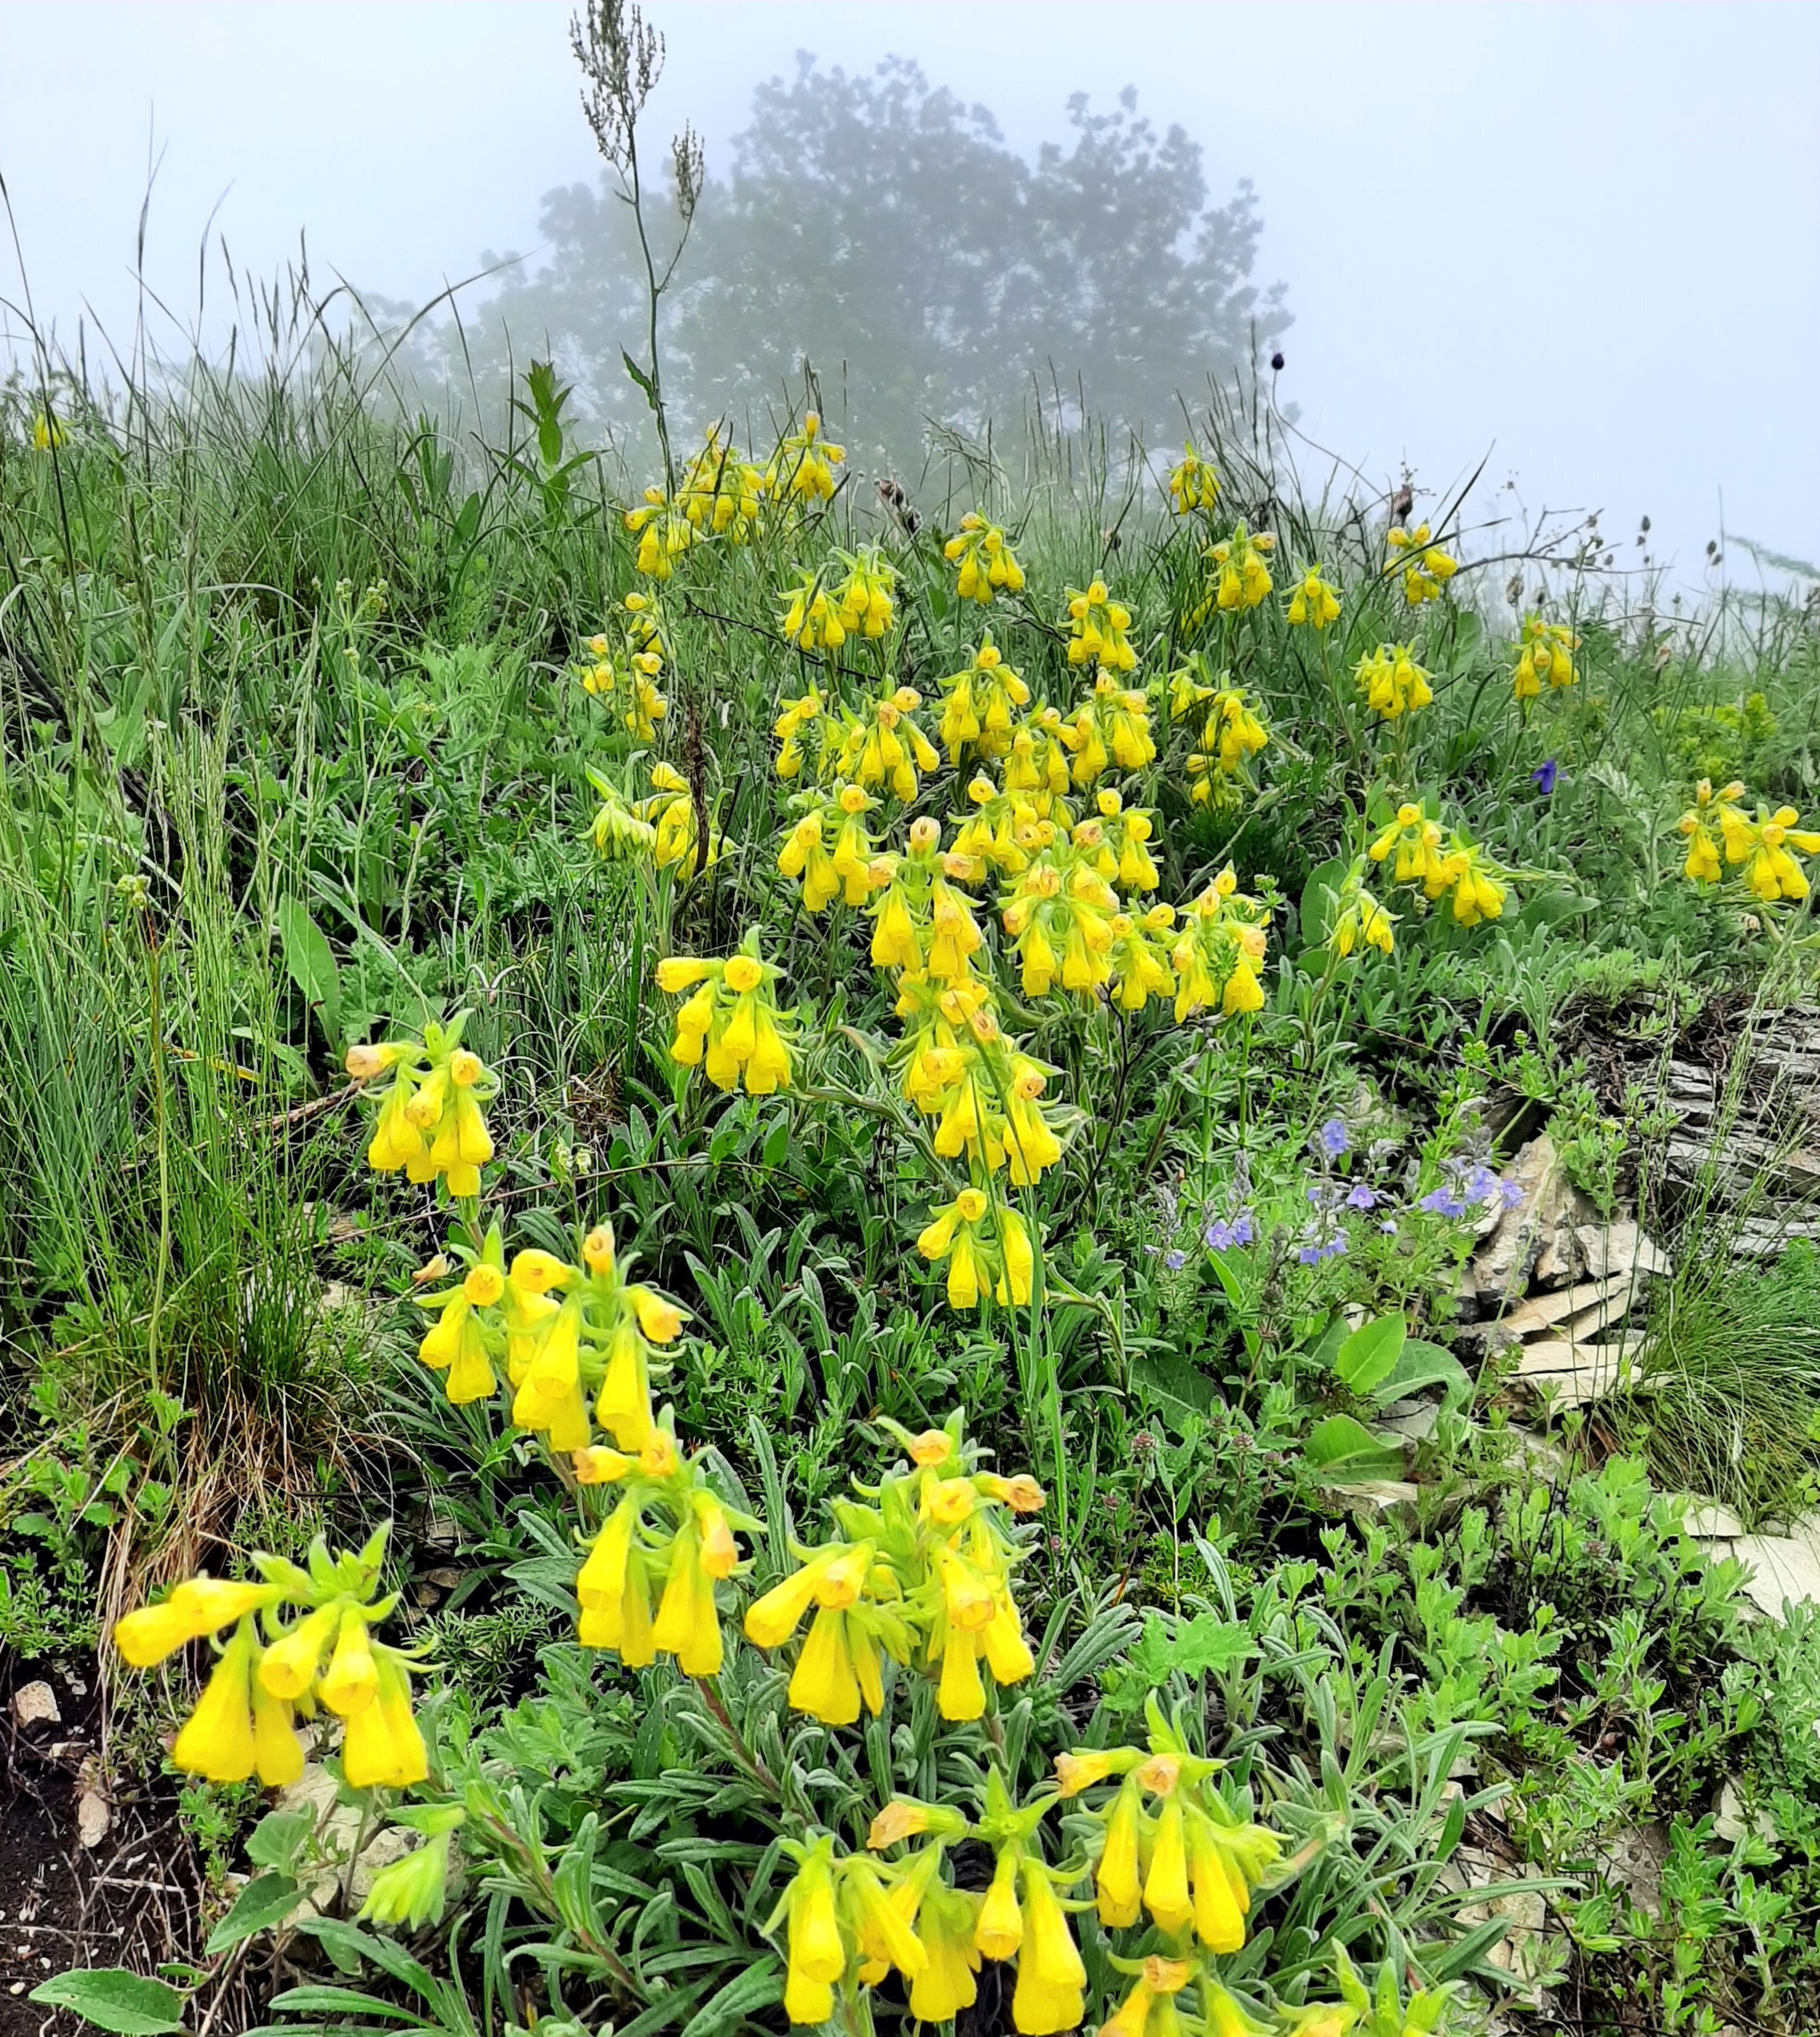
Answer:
[1167,443,1221,515]
[415,1224,508,1405]
[1205,523,1275,612]
[778,784,880,911]
[1441,840,1510,926]
[768,411,844,506]
[1107,905,1180,1012]
[1353,643,1433,721]
[347,1018,498,1200]
[1064,579,1140,673]
[675,425,767,539]
[1287,566,1342,630]
[585,769,659,860]
[1368,802,1448,890]
[1064,671,1155,783]
[575,593,669,739]
[1000,835,1122,998]
[937,633,1031,763]
[116,1527,424,1792]
[1085,790,1161,892]
[1513,616,1578,700]
[916,1188,1037,1310]
[1329,859,1398,959]
[1387,521,1457,604]
[1734,801,1820,901]
[623,486,695,579]
[1170,867,1272,1022]
[945,511,1027,602]
[746,1414,1042,1721]
[1004,705,1077,805]
[1185,686,1271,810]
[1677,777,1739,884]
[1010,1859,1087,2035]
[831,683,941,802]
[897,975,1067,1183]
[31,412,68,452]
[772,684,825,780]
[637,761,723,870]
[656,939,794,1095]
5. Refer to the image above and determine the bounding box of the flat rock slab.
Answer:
[1576,1219,1672,1281]
[1513,1337,1643,1407]
[1723,1535,1820,1619]
[1497,1274,1639,1343]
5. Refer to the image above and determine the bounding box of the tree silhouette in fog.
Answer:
[461,56,1289,479]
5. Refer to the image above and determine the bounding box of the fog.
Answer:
[4,1,1816,584]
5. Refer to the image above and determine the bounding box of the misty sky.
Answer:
[4,2,1816,586]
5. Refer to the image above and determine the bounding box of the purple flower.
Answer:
[1296,1232,1349,1266]
[1317,1117,1351,1159]
[1162,1249,1186,1272]
[1202,1207,1257,1253]
[1345,1183,1379,1211]
[1500,1177,1524,1209]
[1380,1217,1400,1235]
[1463,1162,1501,1205]
[1533,758,1559,795]
[1420,1186,1469,1218]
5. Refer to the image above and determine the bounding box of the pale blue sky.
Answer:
[4,2,1816,582]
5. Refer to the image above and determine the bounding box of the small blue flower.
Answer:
[1296,1230,1349,1266]
[1162,1248,1186,1272]
[1420,1186,1469,1218]
[1380,1217,1400,1235]
[1316,1116,1351,1159]
[1345,1183,1379,1211]
[1231,1210,1256,1246]
[1463,1162,1501,1205]
[1533,758,1559,795]
[1500,1177,1524,1210]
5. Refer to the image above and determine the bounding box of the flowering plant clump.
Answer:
[1064,579,1141,673]
[1204,522,1276,613]
[1353,643,1433,722]
[1386,522,1457,605]
[346,1018,498,1199]
[1286,565,1342,631]
[1512,615,1578,700]
[657,938,794,1094]
[113,1527,425,1790]
[945,509,1027,602]
[768,409,845,504]
[575,589,669,738]
[1166,442,1221,515]
[1678,779,1820,901]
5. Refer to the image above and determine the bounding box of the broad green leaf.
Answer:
[28,1969,187,2035]
[1377,1338,1473,1410]
[1132,1353,1217,1433]
[204,1873,302,1955]
[1297,856,1350,948]
[1334,1314,1407,1396]
[1305,1414,1407,1485]
[245,1809,315,1872]
[277,896,341,1042]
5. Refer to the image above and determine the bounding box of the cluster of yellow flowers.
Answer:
[1167,443,1222,515]
[1170,868,1272,1020]
[1369,803,1512,926]
[571,1420,749,1674]
[779,547,897,651]
[1066,579,1141,673]
[745,1417,1041,1723]
[347,1020,498,1199]
[1512,616,1578,702]
[769,1697,1295,2035]
[1183,684,1271,810]
[1286,566,1342,631]
[575,590,668,739]
[1353,644,1434,722]
[1679,779,1820,899]
[945,510,1027,602]
[1385,523,1457,606]
[936,633,1030,761]
[656,941,794,1092]
[1204,523,1276,614]
[1329,858,1399,958]
[624,416,847,578]
[113,1529,425,1791]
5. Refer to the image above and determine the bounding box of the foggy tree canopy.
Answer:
[432,56,1289,479]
